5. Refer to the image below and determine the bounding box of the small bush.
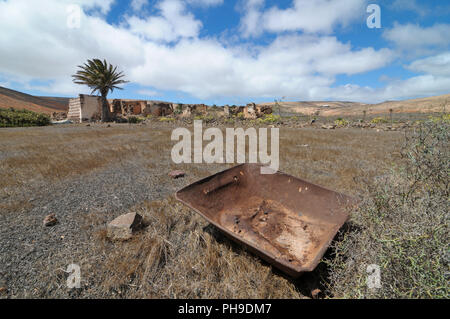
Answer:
[326,120,449,298]
[371,117,388,124]
[0,108,51,127]
[173,104,183,115]
[334,118,349,127]
[159,117,175,122]
[194,115,215,123]
[127,116,145,124]
[257,114,281,124]
[428,114,450,124]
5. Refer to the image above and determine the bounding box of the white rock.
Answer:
[107,212,142,240]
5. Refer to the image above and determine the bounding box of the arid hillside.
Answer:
[1,85,449,117]
[261,94,450,116]
[0,86,69,114]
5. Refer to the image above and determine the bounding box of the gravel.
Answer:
[0,158,207,298]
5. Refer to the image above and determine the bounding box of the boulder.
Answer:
[107,212,143,241]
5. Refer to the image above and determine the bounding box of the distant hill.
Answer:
[260,94,450,116]
[1,85,448,116]
[0,86,70,114]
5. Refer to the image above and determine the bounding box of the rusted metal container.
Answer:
[175,163,354,278]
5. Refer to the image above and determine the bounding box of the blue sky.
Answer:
[0,0,449,105]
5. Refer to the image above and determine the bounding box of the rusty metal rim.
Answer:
[175,163,354,275]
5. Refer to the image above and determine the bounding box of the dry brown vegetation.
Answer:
[264,93,450,117]
[327,120,449,298]
[2,117,444,299]
[0,86,68,114]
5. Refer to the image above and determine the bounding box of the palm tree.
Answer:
[72,58,128,122]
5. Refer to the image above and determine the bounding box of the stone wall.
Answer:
[67,97,82,123]
[80,95,102,121]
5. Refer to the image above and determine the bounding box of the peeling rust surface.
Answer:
[175,163,355,278]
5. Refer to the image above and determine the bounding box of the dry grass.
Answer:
[326,120,449,298]
[0,125,170,190]
[86,197,305,299]
[1,122,408,298]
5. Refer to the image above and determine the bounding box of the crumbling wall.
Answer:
[68,94,102,122]
[110,99,123,114]
[80,95,102,121]
[68,97,82,123]
[146,102,173,116]
[244,103,257,119]
[256,104,273,116]
[242,103,273,119]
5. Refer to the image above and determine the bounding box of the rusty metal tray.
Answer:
[175,163,354,278]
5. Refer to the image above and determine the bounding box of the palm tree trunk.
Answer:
[101,94,111,122]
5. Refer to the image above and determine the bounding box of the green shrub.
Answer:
[257,114,281,124]
[371,117,388,124]
[0,108,51,127]
[334,118,349,126]
[127,116,144,124]
[428,114,450,124]
[173,104,183,115]
[326,120,449,298]
[193,115,215,123]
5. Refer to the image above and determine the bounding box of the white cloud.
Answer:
[239,0,265,37]
[383,23,450,50]
[321,74,450,103]
[129,34,392,99]
[126,0,202,42]
[0,0,144,94]
[240,0,367,37]
[390,0,430,16]
[186,0,224,6]
[0,0,447,103]
[130,0,148,12]
[407,52,450,77]
[137,89,160,97]
[60,0,115,15]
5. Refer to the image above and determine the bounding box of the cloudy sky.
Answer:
[0,0,449,104]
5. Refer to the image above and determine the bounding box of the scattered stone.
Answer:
[169,170,185,179]
[43,214,58,227]
[321,124,336,130]
[107,212,143,241]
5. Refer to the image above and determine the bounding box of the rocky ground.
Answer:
[0,122,405,298]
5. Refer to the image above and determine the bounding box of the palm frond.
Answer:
[72,58,129,97]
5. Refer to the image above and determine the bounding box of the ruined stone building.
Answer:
[145,101,173,117]
[110,99,146,116]
[68,94,102,123]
